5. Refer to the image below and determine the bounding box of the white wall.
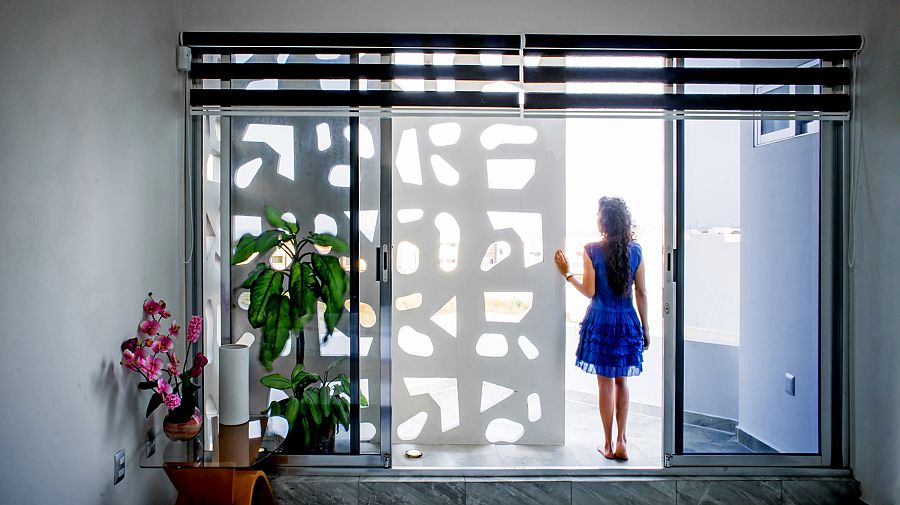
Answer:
[0,0,182,503]
[181,0,858,35]
[851,0,900,503]
[738,123,820,453]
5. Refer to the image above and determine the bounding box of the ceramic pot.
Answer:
[163,407,203,441]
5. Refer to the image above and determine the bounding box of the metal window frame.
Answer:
[184,42,852,472]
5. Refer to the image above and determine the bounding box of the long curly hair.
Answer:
[597,197,635,296]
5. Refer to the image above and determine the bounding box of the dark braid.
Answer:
[598,197,634,296]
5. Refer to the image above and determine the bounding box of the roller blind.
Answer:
[182,33,861,115]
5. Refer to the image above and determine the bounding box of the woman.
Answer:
[554,196,650,461]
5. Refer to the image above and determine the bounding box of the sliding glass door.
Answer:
[198,110,391,467]
[663,116,845,466]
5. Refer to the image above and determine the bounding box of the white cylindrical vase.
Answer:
[219,343,249,425]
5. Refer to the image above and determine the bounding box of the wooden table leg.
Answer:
[163,466,275,505]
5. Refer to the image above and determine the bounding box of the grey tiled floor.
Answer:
[391,400,754,467]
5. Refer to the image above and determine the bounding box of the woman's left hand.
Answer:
[554,249,569,277]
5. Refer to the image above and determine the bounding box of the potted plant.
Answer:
[260,358,367,453]
[119,293,209,440]
[231,205,350,370]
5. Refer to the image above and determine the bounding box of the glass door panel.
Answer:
[202,112,389,466]
[670,117,822,462]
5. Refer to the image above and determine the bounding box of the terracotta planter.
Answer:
[163,407,203,441]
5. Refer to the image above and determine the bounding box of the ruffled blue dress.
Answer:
[575,241,644,378]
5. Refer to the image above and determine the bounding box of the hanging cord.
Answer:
[182,70,195,266]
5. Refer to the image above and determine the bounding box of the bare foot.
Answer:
[597,443,615,460]
[613,441,629,461]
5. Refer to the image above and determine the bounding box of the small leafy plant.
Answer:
[231,205,350,370]
[261,358,368,448]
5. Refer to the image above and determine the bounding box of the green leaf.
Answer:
[360,391,369,408]
[264,205,296,233]
[320,385,332,418]
[309,232,349,253]
[338,375,351,396]
[262,294,291,371]
[332,395,349,429]
[254,229,285,254]
[137,381,156,390]
[311,254,349,336]
[304,389,323,425]
[249,269,283,328]
[289,364,305,385]
[325,358,347,378]
[299,263,321,322]
[241,263,269,289]
[300,417,310,446]
[263,400,283,416]
[284,397,300,429]
[232,233,258,265]
[260,373,292,390]
[145,393,163,418]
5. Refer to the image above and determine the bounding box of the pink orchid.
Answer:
[168,323,180,336]
[143,299,160,315]
[157,379,172,396]
[186,316,203,344]
[189,352,208,378]
[120,337,139,353]
[167,361,178,375]
[121,349,138,370]
[163,393,182,410]
[151,335,174,354]
[142,356,163,381]
[139,319,160,336]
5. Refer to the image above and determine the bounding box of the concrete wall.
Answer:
[0,0,182,504]
[851,0,900,503]
[738,121,820,453]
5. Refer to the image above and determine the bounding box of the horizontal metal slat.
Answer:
[181,32,521,50]
[525,66,851,86]
[524,34,863,55]
[523,93,851,112]
[190,89,521,108]
[190,62,521,81]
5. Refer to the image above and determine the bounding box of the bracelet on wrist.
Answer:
[565,272,574,281]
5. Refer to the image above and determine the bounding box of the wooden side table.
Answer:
[141,416,287,505]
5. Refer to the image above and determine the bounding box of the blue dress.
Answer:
[575,241,644,378]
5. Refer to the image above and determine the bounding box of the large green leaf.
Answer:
[311,254,348,336]
[284,397,300,429]
[325,358,347,378]
[360,391,369,407]
[300,417,310,445]
[320,385,332,418]
[309,233,349,253]
[263,400,283,416]
[262,294,291,371]
[260,373,292,390]
[332,396,349,429]
[241,263,269,289]
[145,393,163,418]
[264,205,298,234]
[249,270,283,328]
[303,389,323,425]
[289,262,319,330]
[254,229,285,254]
[232,233,258,265]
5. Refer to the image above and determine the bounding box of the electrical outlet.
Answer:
[114,449,125,485]
[785,373,796,396]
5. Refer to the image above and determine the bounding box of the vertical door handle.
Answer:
[376,245,390,282]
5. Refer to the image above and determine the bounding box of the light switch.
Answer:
[114,449,125,485]
[785,373,796,396]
